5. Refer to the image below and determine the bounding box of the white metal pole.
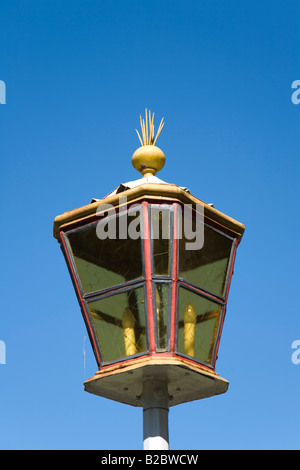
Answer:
[142,379,169,450]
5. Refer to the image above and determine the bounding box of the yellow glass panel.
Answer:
[179,212,233,297]
[151,207,171,276]
[67,211,143,294]
[88,287,147,363]
[177,287,222,365]
[155,283,169,349]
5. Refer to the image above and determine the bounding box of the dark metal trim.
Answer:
[85,280,145,302]
[61,232,86,298]
[222,237,237,300]
[177,281,224,306]
[177,277,226,302]
[83,278,145,300]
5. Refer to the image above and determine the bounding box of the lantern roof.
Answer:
[53,109,245,241]
[91,173,192,202]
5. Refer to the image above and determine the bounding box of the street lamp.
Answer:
[53,110,245,450]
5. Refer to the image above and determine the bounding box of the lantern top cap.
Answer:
[132,109,166,177]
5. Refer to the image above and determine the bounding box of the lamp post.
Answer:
[53,110,245,450]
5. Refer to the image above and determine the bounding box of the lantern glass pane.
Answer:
[178,210,233,297]
[151,207,171,276]
[88,286,147,363]
[154,282,170,349]
[177,287,222,365]
[66,209,143,294]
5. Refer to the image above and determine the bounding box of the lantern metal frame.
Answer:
[59,197,239,370]
[54,181,244,410]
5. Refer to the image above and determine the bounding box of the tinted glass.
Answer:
[177,287,222,365]
[154,282,170,349]
[151,207,171,276]
[179,209,233,297]
[88,286,147,363]
[66,209,143,294]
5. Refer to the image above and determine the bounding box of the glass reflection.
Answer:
[179,210,233,297]
[154,283,170,349]
[177,287,222,365]
[66,210,143,294]
[88,286,147,363]
[151,207,171,276]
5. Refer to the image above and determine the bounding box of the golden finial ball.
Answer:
[131,145,166,176]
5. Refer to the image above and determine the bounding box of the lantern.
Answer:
[53,110,245,449]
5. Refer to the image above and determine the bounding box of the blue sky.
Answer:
[0,0,299,450]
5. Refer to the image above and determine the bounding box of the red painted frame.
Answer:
[170,203,178,353]
[142,201,156,354]
[60,231,102,367]
[59,200,239,372]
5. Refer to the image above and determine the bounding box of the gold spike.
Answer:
[153,117,164,146]
[145,108,149,144]
[150,110,155,144]
[140,115,146,144]
[136,109,164,147]
[135,129,143,146]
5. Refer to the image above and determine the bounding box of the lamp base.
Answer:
[84,356,229,407]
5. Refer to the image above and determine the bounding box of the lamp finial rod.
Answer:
[132,109,166,177]
[135,108,165,147]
